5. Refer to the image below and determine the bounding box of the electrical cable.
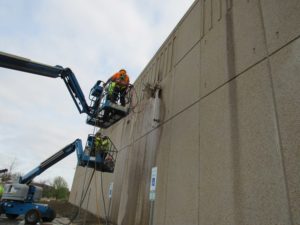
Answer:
[93,161,109,225]
[130,86,142,114]
[75,171,95,222]
[56,168,95,225]
[72,169,96,221]
[90,134,120,225]
[57,126,98,225]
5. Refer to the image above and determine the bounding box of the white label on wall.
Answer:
[149,167,158,201]
[109,182,114,199]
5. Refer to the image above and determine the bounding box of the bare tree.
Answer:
[1,158,22,182]
[53,176,69,200]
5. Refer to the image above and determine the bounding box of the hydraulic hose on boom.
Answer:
[0,51,90,115]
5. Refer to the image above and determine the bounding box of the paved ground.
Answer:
[0,214,22,225]
[0,214,102,225]
[0,201,107,225]
[0,214,72,225]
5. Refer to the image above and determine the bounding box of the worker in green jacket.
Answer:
[94,133,110,160]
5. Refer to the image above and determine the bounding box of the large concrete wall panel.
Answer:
[165,105,200,225]
[119,138,147,224]
[171,42,200,116]
[232,0,267,74]
[199,81,236,225]
[199,61,291,225]
[270,38,300,224]
[229,61,290,225]
[69,166,88,206]
[200,19,229,97]
[109,147,129,223]
[134,127,162,225]
[173,1,201,64]
[260,0,300,53]
[153,121,172,225]
[70,167,101,213]
[117,139,146,225]
[87,171,113,218]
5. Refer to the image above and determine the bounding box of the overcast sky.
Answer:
[0,0,194,187]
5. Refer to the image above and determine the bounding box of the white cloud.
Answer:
[0,0,195,187]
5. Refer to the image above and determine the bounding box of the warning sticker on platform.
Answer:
[149,167,157,201]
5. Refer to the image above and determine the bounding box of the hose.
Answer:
[100,171,109,225]
[94,170,102,225]
[57,127,98,225]
[56,168,95,225]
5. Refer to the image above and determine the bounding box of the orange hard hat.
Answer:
[119,69,127,74]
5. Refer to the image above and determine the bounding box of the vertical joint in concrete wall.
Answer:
[209,0,213,30]
[218,0,222,21]
[171,36,176,71]
[225,1,236,78]
[200,0,205,39]
[226,0,232,10]
[225,2,242,225]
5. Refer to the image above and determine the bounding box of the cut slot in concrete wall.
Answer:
[70,0,300,224]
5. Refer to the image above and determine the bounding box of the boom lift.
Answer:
[0,51,133,129]
[0,137,118,224]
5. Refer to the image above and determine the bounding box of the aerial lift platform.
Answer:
[0,51,133,129]
[0,137,117,224]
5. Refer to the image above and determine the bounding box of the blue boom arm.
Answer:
[19,139,84,184]
[0,51,90,115]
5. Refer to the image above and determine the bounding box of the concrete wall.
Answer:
[70,0,300,224]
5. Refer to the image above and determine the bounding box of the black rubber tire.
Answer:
[42,207,56,222]
[0,204,4,215]
[6,214,19,220]
[25,209,41,225]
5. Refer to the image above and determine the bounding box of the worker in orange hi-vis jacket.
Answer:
[106,69,130,106]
